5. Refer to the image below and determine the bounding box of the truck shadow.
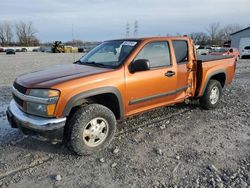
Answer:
[8,135,70,155]
[117,101,201,134]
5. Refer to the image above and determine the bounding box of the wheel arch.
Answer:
[62,87,124,120]
[201,70,227,96]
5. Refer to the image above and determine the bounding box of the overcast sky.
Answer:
[1,0,249,42]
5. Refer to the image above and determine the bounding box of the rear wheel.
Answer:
[66,104,116,156]
[200,79,222,109]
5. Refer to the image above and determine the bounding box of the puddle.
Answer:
[0,105,8,127]
[0,105,22,144]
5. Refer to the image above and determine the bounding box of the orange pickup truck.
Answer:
[7,37,236,155]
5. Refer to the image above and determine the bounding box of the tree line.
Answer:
[189,22,243,46]
[0,21,39,46]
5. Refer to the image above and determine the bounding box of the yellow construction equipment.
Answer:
[51,41,78,53]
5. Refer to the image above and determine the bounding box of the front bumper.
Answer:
[6,100,66,140]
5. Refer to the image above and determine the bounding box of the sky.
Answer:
[0,0,250,42]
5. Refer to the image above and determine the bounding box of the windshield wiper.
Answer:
[73,60,81,64]
[80,61,106,67]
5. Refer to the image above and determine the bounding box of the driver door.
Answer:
[125,41,177,116]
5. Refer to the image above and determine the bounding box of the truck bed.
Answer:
[196,55,236,97]
[197,55,234,62]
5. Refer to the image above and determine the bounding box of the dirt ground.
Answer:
[0,52,249,188]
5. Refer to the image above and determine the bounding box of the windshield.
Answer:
[79,40,138,68]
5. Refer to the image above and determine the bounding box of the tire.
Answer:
[66,104,116,156]
[200,79,222,110]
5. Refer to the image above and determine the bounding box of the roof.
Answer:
[107,36,190,42]
[230,27,250,36]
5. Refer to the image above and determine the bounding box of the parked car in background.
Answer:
[211,45,220,50]
[21,48,27,52]
[5,49,16,55]
[0,48,4,52]
[209,48,240,60]
[241,46,250,59]
[40,47,46,52]
[78,47,87,53]
[196,46,212,55]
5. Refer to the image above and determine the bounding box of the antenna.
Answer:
[134,20,138,37]
[126,22,130,37]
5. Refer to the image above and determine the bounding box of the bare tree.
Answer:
[0,22,13,46]
[190,32,209,45]
[219,24,242,41]
[190,23,243,46]
[65,39,84,46]
[15,21,38,46]
[206,22,220,44]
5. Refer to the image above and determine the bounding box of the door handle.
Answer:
[165,71,175,77]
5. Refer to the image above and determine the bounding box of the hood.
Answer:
[15,64,113,88]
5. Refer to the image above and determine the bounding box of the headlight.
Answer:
[29,89,59,98]
[26,89,60,117]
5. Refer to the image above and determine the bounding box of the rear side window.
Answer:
[134,41,171,68]
[172,40,188,64]
[244,46,250,50]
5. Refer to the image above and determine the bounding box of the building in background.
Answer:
[230,27,250,57]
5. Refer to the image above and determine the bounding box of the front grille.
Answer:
[13,82,27,94]
[13,82,27,110]
[13,94,24,107]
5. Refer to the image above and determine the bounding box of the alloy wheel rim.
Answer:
[82,117,109,147]
[210,86,219,104]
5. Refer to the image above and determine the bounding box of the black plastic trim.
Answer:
[62,87,124,119]
[200,70,227,96]
[129,85,189,105]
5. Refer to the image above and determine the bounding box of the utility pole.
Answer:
[72,23,76,62]
[72,23,74,43]
[134,20,138,37]
[126,22,130,37]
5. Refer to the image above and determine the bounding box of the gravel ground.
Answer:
[0,52,249,188]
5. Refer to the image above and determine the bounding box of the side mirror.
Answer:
[129,59,150,73]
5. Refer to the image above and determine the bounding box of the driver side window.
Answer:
[134,41,171,68]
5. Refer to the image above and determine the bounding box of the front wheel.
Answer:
[200,79,222,110]
[67,104,116,156]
